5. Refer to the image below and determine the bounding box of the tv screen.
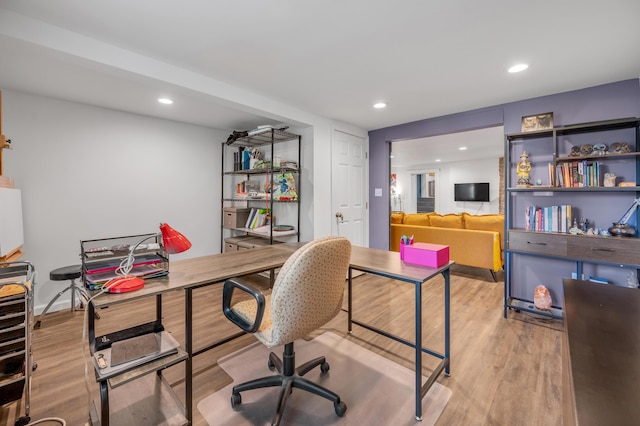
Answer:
[454,182,490,202]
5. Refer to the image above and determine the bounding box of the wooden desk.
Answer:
[348,246,452,421]
[562,278,640,425]
[90,242,451,423]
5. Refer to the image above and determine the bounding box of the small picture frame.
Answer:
[521,112,554,132]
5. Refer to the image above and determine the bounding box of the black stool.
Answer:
[35,265,91,328]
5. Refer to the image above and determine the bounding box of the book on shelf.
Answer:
[526,204,572,233]
[244,208,271,229]
[553,160,600,187]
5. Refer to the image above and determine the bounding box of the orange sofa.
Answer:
[390,212,504,278]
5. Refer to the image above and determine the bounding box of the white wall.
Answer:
[4,90,228,313]
[392,156,501,215]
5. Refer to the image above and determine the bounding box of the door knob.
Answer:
[335,212,344,223]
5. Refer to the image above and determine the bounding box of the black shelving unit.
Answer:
[504,117,640,319]
[221,129,301,251]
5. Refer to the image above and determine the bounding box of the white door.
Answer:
[331,129,367,246]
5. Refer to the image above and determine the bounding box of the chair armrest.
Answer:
[222,277,266,333]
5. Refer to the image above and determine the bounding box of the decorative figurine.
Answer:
[611,142,631,154]
[604,173,617,187]
[517,151,532,188]
[592,143,607,155]
[534,285,552,311]
[569,146,581,157]
[569,219,583,235]
[580,144,593,156]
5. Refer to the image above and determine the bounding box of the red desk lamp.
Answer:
[105,223,192,294]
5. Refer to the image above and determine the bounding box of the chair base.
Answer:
[231,342,347,426]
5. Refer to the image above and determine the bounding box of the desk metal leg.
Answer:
[185,288,193,423]
[347,267,353,333]
[415,281,423,421]
[100,380,109,425]
[444,269,450,376]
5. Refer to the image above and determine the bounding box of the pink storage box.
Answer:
[401,242,449,268]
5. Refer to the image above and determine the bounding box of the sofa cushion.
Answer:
[429,213,463,229]
[391,212,405,224]
[403,213,432,226]
[463,213,504,247]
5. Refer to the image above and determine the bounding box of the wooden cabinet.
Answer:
[221,129,301,251]
[504,117,640,319]
[562,278,640,425]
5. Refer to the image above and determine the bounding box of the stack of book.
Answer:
[245,208,271,229]
[550,161,600,187]
[525,204,572,233]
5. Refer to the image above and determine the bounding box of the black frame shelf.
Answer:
[221,129,301,250]
[504,116,640,321]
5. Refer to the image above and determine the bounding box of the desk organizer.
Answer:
[401,242,449,268]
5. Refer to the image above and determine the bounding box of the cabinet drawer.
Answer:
[567,236,640,266]
[224,243,237,253]
[508,231,568,256]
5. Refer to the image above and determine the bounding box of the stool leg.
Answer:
[71,280,76,312]
[34,285,73,329]
[74,283,100,319]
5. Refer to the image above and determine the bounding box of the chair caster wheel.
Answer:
[321,361,330,373]
[334,401,347,417]
[231,393,241,407]
[268,359,276,371]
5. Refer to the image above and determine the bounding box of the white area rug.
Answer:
[197,332,451,425]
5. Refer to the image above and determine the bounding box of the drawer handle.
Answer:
[591,247,615,252]
[527,241,547,246]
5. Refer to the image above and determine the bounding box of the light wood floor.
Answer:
[1,266,563,426]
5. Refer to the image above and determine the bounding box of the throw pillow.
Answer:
[429,214,463,228]
[403,213,431,226]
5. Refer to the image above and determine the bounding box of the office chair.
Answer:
[222,236,352,426]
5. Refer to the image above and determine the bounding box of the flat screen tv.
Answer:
[454,182,490,202]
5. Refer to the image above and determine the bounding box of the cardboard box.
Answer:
[401,242,449,268]
[223,207,251,229]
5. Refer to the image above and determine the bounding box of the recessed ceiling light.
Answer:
[158,98,174,105]
[390,154,395,158]
[507,64,529,73]
[459,147,467,151]
[373,102,387,109]
[435,159,442,162]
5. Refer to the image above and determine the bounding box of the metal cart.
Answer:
[0,261,36,426]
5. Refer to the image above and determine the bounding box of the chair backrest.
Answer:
[268,236,351,346]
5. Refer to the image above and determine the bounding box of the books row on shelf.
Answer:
[245,208,272,229]
[548,161,600,188]
[525,204,573,233]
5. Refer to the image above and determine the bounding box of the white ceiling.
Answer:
[0,0,638,133]
[391,126,505,168]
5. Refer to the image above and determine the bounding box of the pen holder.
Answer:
[400,241,405,260]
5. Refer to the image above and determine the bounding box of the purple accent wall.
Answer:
[369,79,640,250]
